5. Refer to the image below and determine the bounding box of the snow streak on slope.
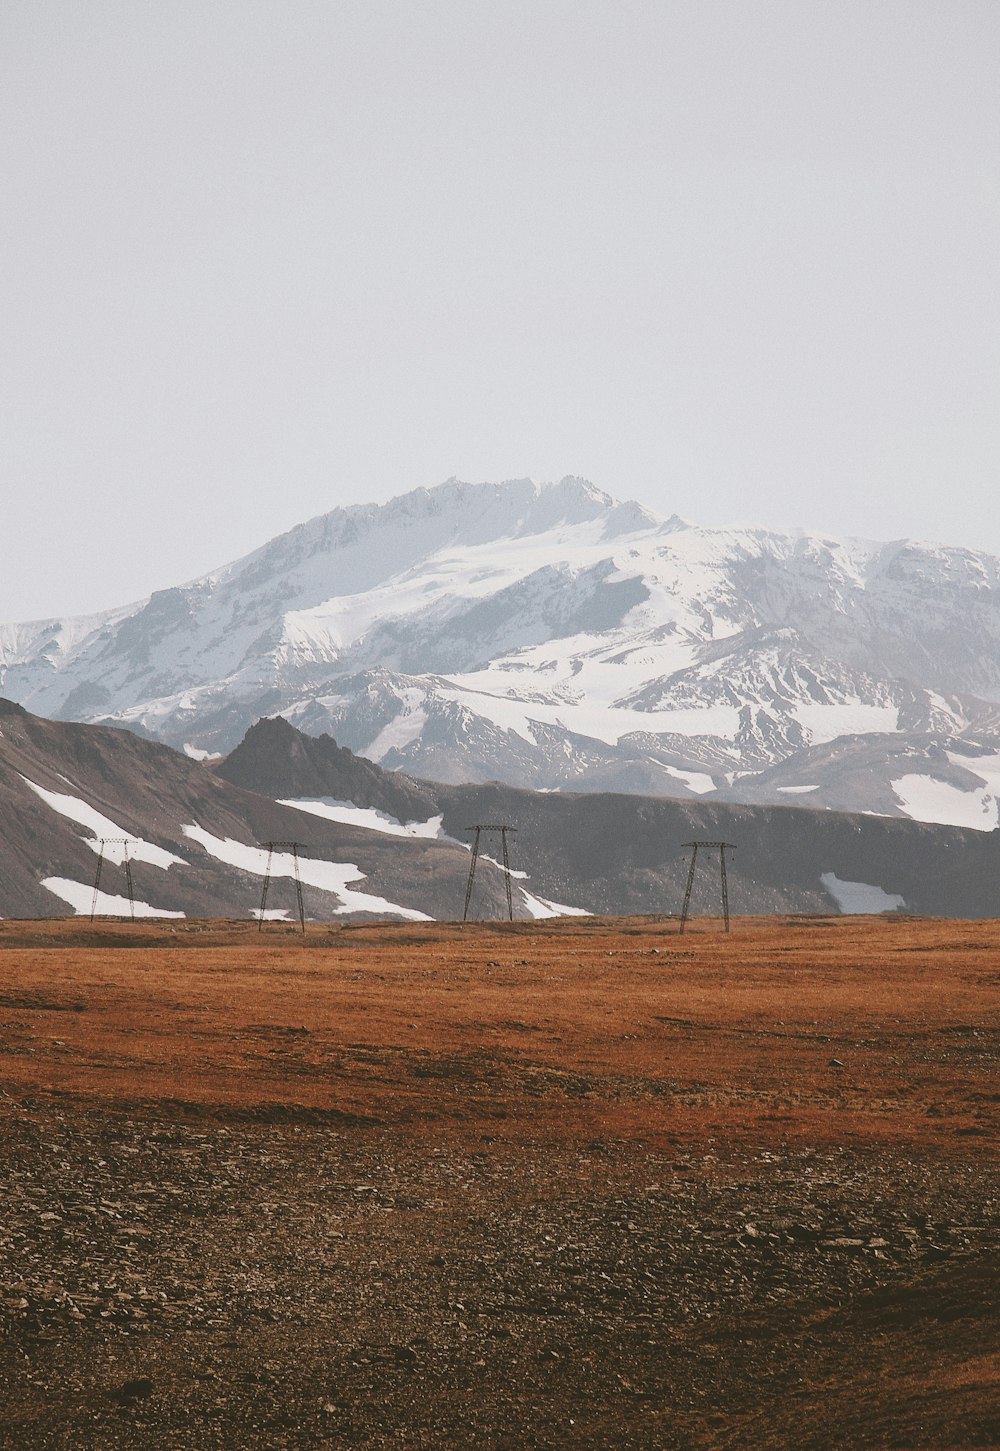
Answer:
[520,890,592,919]
[268,797,583,914]
[20,775,184,868]
[277,798,445,839]
[180,825,432,921]
[42,877,185,918]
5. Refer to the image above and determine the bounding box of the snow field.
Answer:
[891,775,998,831]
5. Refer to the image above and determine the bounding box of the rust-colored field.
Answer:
[1,915,997,1448]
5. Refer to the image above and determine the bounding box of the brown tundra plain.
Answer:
[0,914,997,1449]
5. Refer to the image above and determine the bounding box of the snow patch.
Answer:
[656,762,716,794]
[891,775,998,831]
[19,775,184,869]
[42,877,185,918]
[180,824,432,920]
[776,784,821,794]
[820,873,905,914]
[277,798,444,840]
[520,890,591,919]
[947,749,1000,795]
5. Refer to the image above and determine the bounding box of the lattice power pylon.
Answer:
[463,824,516,922]
[90,838,138,922]
[679,840,737,933]
[257,841,307,933]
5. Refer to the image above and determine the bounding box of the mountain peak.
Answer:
[372,474,637,533]
[228,475,658,596]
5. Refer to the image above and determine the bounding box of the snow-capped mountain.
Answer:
[4,476,1000,828]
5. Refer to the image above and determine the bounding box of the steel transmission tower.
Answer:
[463,824,516,922]
[679,840,736,933]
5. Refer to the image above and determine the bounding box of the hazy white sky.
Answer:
[2,0,998,620]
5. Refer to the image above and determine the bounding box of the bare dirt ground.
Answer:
[0,914,997,1449]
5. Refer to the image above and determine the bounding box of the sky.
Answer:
[2,0,998,621]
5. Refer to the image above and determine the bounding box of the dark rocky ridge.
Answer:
[2,696,998,920]
[215,715,439,823]
[0,703,507,921]
[219,717,1000,918]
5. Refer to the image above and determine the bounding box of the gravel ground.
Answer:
[2,1099,997,1449]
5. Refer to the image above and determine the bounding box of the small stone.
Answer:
[108,1377,154,1405]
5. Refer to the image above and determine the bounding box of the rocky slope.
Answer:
[4,477,1000,826]
[0,700,508,922]
[216,716,1000,919]
[3,701,998,920]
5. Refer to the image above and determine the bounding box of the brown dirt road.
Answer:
[0,914,997,1448]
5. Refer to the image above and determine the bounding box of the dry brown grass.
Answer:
[1,914,996,1150]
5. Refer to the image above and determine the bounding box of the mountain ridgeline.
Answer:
[218,716,1000,919]
[3,476,1000,830]
[1,701,997,921]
